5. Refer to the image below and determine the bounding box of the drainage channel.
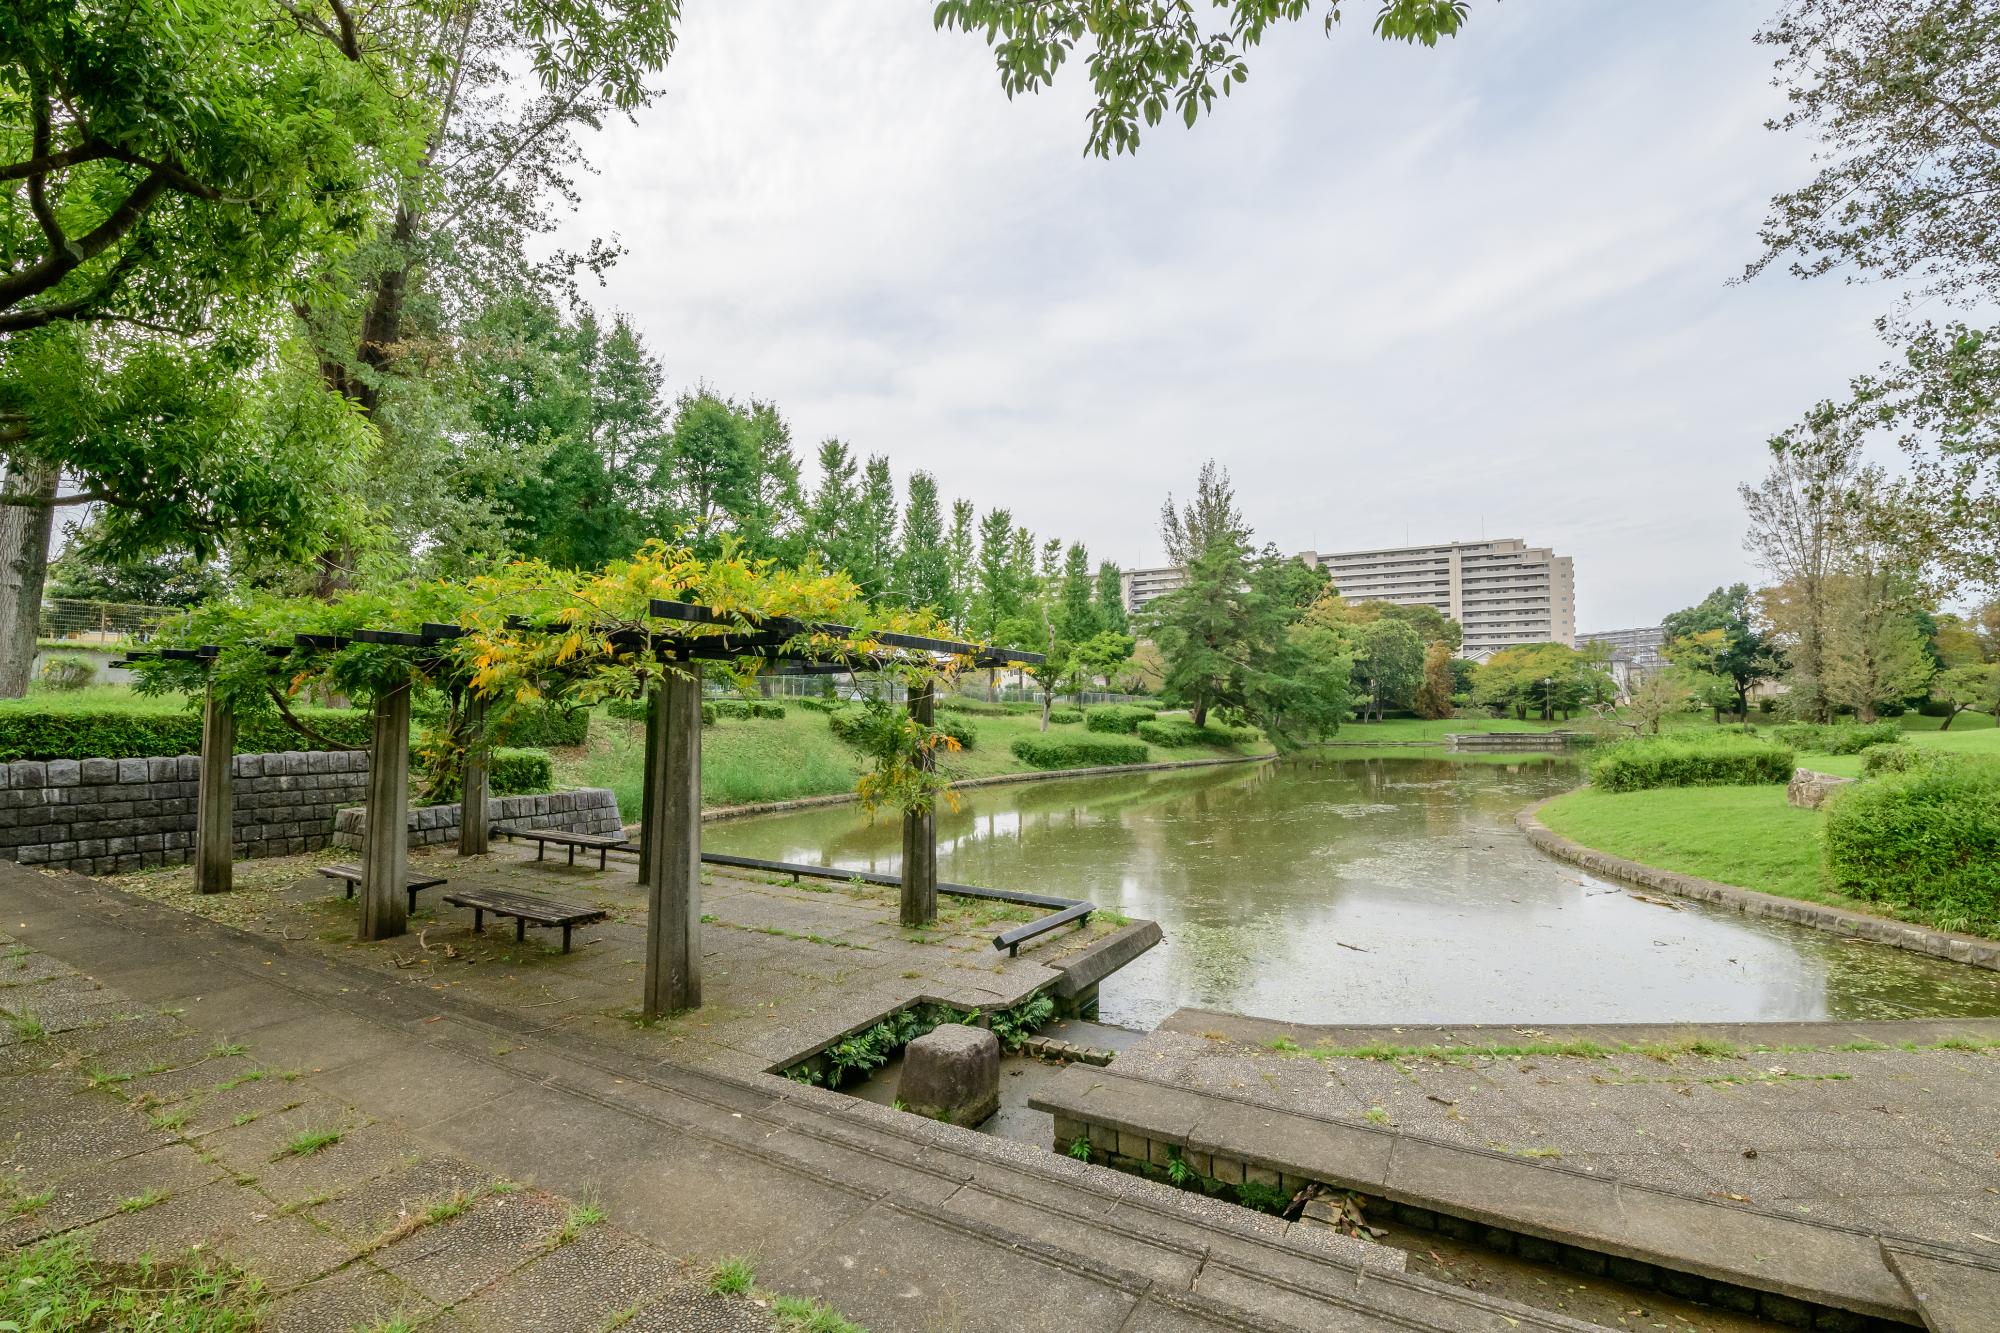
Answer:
[818,1021,1811,1331]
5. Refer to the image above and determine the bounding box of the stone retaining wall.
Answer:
[332,787,622,850]
[0,750,370,876]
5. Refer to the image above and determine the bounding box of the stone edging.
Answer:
[1517,797,2000,972]
[700,752,1275,824]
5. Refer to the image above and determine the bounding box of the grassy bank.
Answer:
[553,704,1274,817]
[1536,716,2000,936]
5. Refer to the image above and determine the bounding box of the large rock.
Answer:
[898,1023,999,1127]
[1787,767,1856,810]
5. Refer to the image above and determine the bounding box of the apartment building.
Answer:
[1120,565,1187,616]
[1577,625,1665,676]
[1299,538,1577,659]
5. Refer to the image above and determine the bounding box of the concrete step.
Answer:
[1030,1064,1995,1328]
[6,868,1608,1332]
[1882,1240,2000,1333]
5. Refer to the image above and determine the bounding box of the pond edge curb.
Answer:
[1516,797,2000,973]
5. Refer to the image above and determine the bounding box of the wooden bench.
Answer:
[441,887,607,953]
[318,864,447,915]
[499,825,632,870]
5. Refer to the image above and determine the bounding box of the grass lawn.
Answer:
[554,704,1274,817]
[1538,711,2000,933]
[1320,717,1572,743]
[0,683,187,714]
[1536,785,1840,905]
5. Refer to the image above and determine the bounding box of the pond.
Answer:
[704,754,2000,1028]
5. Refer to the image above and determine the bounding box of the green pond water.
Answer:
[704,754,2000,1028]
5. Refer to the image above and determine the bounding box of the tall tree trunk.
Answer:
[0,463,59,698]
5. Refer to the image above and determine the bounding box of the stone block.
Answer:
[1088,1120,1119,1153]
[9,762,44,789]
[1148,1138,1175,1169]
[896,1023,1000,1127]
[1209,1155,1244,1186]
[45,760,79,786]
[1786,768,1854,811]
[116,758,149,784]
[1245,1163,1282,1189]
[147,757,176,782]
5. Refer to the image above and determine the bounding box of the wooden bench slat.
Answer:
[497,825,632,869]
[317,864,448,914]
[441,887,606,953]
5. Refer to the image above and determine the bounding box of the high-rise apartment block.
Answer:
[1298,539,1575,658]
[1122,537,1575,659]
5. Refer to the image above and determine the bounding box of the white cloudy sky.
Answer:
[553,0,1893,631]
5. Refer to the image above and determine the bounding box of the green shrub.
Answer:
[1860,742,1927,776]
[708,698,787,720]
[1824,761,2000,934]
[493,701,589,748]
[490,748,553,795]
[826,704,868,744]
[0,705,374,762]
[701,702,717,726]
[605,696,647,723]
[794,695,838,713]
[1771,721,1900,755]
[1136,718,1259,748]
[1009,734,1149,770]
[1047,707,1084,725]
[38,655,96,691]
[1086,704,1151,734]
[1588,735,1795,793]
[936,696,1012,717]
[936,715,977,751]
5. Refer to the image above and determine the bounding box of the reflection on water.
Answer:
[705,756,2000,1029]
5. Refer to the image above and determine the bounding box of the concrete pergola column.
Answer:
[195,682,234,895]
[641,663,701,1016]
[458,691,489,856]
[359,678,411,941]
[900,680,937,928]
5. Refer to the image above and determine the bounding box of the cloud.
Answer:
[552,0,1891,629]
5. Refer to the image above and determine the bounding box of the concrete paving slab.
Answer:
[263,1261,440,1332]
[1883,1239,2000,1333]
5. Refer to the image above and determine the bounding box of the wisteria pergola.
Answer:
[133,589,1041,1019]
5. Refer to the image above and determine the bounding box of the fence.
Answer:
[38,598,181,645]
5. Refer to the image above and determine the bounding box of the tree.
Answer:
[1,0,410,336]
[1822,559,1936,722]
[1622,670,1694,736]
[1742,439,1873,722]
[806,439,859,575]
[1472,643,1613,721]
[1056,543,1098,641]
[1413,639,1454,720]
[935,0,1475,157]
[1147,463,1254,727]
[46,517,223,607]
[1661,584,1779,719]
[970,508,1020,642]
[1093,560,1129,634]
[843,456,898,600]
[1071,630,1136,696]
[893,472,950,613]
[737,401,804,563]
[660,391,755,552]
[1746,1,2000,593]
[1932,663,2000,730]
[1250,621,1354,747]
[1347,618,1424,722]
[946,499,977,631]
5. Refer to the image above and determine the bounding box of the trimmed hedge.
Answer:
[491,747,553,795]
[828,704,976,751]
[1047,707,1084,726]
[1860,742,1926,776]
[709,698,786,720]
[0,705,374,762]
[1770,721,1901,755]
[1588,735,1795,793]
[494,702,589,748]
[1136,718,1260,748]
[1009,734,1149,770]
[605,696,647,722]
[794,695,839,713]
[1824,760,2000,935]
[1086,704,1151,734]
[937,715,977,751]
